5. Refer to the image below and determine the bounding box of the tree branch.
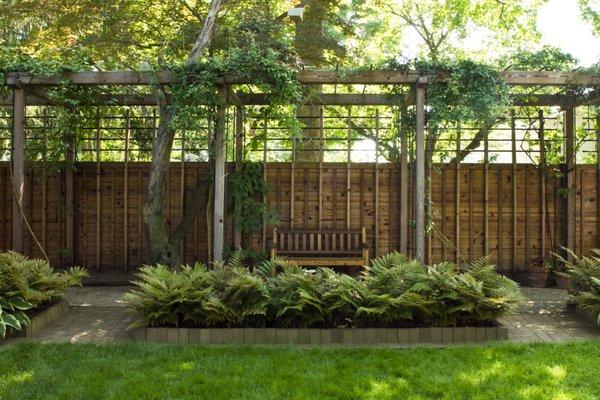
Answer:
[449,121,495,163]
[188,0,229,63]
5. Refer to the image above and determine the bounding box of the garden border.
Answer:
[4,299,70,340]
[132,325,508,346]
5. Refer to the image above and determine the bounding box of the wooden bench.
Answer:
[270,227,369,268]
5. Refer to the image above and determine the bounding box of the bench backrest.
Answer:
[272,227,367,256]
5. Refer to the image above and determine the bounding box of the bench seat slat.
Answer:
[272,227,369,269]
[278,250,363,255]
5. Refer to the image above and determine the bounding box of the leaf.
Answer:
[2,313,22,330]
[9,297,33,311]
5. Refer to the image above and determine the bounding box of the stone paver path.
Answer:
[26,286,135,343]
[500,288,599,343]
[13,286,600,344]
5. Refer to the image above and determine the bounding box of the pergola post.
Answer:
[564,107,576,257]
[399,105,409,254]
[65,122,76,266]
[233,106,244,250]
[213,87,227,263]
[414,77,427,263]
[11,86,25,253]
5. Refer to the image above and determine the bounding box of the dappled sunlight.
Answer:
[457,360,505,386]
[364,378,412,400]
[553,393,577,400]
[547,365,567,380]
[70,331,92,342]
[178,361,195,371]
[0,371,33,386]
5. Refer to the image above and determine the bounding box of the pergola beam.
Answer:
[240,93,406,106]
[4,70,599,87]
[0,92,576,107]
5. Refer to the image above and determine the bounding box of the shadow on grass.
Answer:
[0,340,599,399]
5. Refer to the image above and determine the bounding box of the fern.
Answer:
[124,252,523,329]
[555,248,600,323]
[0,252,87,308]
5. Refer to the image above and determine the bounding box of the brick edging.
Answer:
[133,325,508,346]
[18,299,70,338]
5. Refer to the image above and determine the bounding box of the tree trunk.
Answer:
[294,2,326,162]
[142,96,178,265]
[142,0,227,267]
[295,99,323,162]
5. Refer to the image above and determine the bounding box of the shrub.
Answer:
[0,251,87,308]
[203,253,268,327]
[556,249,600,324]
[126,252,523,329]
[358,254,523,327]
[261,261,328,327]
[123,263,212,328]
[125,252,268,328]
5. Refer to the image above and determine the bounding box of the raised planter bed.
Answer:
[132,325,508,346]
[3,299,70,341]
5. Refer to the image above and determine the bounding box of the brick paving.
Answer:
[499,288,599,343]
[9,286,599,345]
[23,286,135,344]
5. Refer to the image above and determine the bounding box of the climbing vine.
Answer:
[228,162,279,234]
[384,58,511,163]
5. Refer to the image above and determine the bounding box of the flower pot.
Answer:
[528,271,550,288]
[555,275,572,290]
[515,270,550,287]
[554,273,573,290]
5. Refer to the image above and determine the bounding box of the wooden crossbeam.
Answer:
[4,70,599,87]
[0,92,575,107]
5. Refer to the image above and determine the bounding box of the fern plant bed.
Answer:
[3,299,69,341]
[132,325,508,346]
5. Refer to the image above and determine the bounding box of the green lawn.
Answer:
[0,341,599,400]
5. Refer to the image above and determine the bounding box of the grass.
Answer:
[0,341,599,399]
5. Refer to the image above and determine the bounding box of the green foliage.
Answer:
[385,58,510,158]
[501,46,579,71]
[416,59,510,132]
[359,254,523,326]
[579,0,600,35]
[556,248,600,324]
[0,251,87,307]
[124,252,268,328]
[0,295,32,338]
[263,264,330,328]
[228,162,279,233]
[125,251,522,328]
[165,15,301,129]
[203,253,268,326]
[0,14,302,165]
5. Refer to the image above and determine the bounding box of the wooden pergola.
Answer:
[2,69,599,264]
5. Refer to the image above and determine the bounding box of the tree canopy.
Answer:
[3,0,594,70]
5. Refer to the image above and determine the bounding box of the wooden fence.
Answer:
[0,161,597,283]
